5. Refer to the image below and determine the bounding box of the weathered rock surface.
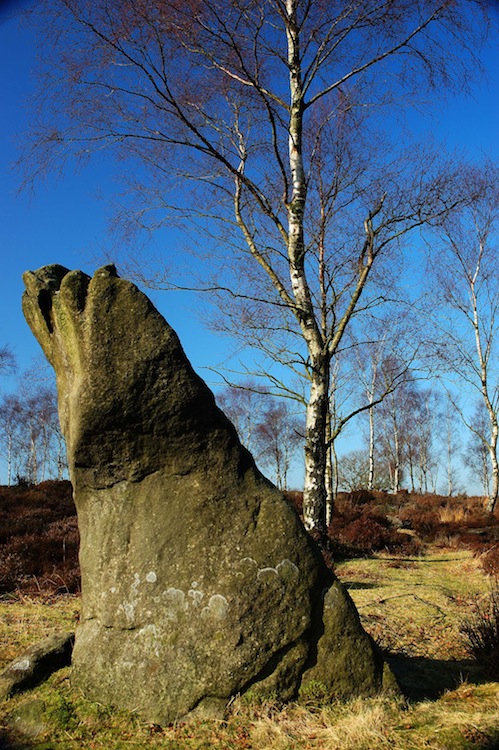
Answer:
[0,633,73,700]
[22,264,394,724]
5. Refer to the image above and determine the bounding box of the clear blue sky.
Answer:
[0,1,236,385]
[0,1,498,491]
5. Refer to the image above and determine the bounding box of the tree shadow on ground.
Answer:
[342,581,380,590]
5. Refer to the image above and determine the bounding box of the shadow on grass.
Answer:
[380,555,465,565]
[0,728,52,750]
[0,728,74,750]
[343,581,380,590]
[0,732,27,750]
[387,653,488,701]
[383,655,499,748]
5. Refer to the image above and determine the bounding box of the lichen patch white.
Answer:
[12,658,31,671]
[118,572,143,625]
[276,559,299,580]
[137,623,158,637]
[163,587,188,614]
[188,589,204,606]
[257,559,299,584]
[122,602,135,622]
[257,567,279,583]
[201,594,229,620]
[146,571,157,583]
[135,623,161,657]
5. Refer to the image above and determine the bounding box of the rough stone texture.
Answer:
[0,633,74,700]
[22,265,393,724]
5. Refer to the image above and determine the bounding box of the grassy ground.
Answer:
[0,593,80,672]
[1,549,499,749]
[338,550,486,660]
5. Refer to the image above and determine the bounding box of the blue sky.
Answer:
[0,2,498,490]
[0,1,235,384]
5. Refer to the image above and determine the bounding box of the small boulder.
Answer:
[0,633,74,700]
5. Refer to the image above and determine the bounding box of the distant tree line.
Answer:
[217,382,303,491]
[0,339,494,502]
[219,372,491,501]
[337,376,457,496]
[0,350,67,486]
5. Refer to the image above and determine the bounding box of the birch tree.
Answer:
[218,382,303,488]
[338,448,392,492]
[376,376,403,493]
[403,387,440,493]
[431,164,499,511]
[0,348,17,485]
[255,401,303,490]
[22,0,492,532]
[0,394,24,486]
[351,313,418,493]
[442,394,461,496]
[0,372,66,485]
[216,381,270,458]
[464,400,492,497]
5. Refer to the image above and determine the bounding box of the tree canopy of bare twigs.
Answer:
[20,0,495,531]
[429,162,499,511]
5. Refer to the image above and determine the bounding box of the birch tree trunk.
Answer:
[471,246,499,512]
[29,433,37,485]
[432,171,499,512]
[302,356,330,532]
[286,0,329,533]
[325,409,334,527]
[368,396,375,492]
[392,421,401,494]
[486,418,499,511]
[446,408,454,497]
[6,433,12,487]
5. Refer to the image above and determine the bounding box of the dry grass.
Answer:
[336,550,487,661]
[3,678,499,750]
[240,685,499,750]
[0,592,79,671]
[203,684,491,749]
[438,504,469,524]
[245,698,401,750]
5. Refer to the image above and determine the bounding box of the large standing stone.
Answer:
[22,264,393,724]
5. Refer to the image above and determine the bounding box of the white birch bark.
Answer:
[325,409,334,527]
[285,0,329,532]
[392,420,401,494]
[446,408,454,497]
[470,246,499,511]
[368,402,375,492]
